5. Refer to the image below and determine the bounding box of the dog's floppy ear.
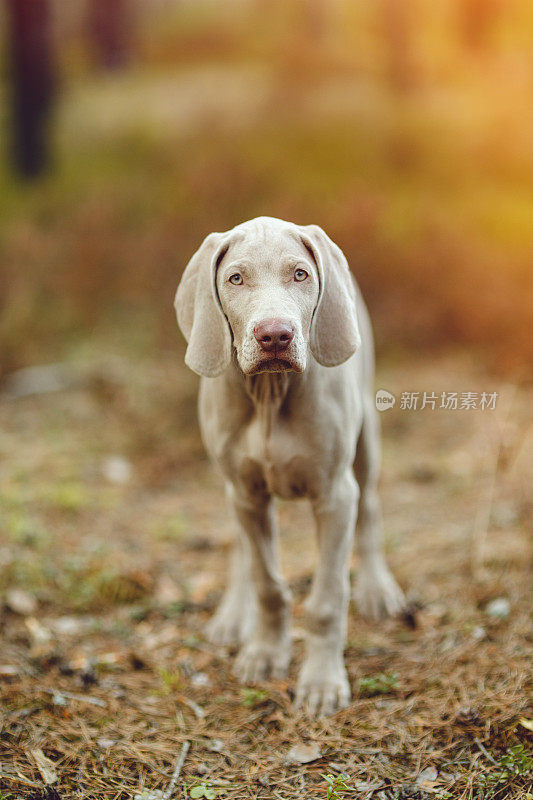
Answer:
[174,232,232,377]
[299,224,361,367]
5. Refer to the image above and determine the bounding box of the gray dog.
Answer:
[175,216,405,716]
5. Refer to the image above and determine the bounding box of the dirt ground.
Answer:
[0,341,531,799]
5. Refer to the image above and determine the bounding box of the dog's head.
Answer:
[174,217,360,377]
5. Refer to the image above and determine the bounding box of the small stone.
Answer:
[485,597,510,619]
[471,625,487,641]
[191,672,211,687]
[6,588,37,615]
[103,455,132,485]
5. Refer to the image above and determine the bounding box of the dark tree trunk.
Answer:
[88,0,132,70]
[6,0,56,179]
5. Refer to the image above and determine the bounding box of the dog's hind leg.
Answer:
[353,400,406,619]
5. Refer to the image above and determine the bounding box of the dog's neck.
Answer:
[229,349,291,409]
[243,371,290,440]
[244,371,290,409]
[228,346,291,437]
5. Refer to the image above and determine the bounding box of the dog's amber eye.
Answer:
[229,273,243,285]
[294,268,308,282]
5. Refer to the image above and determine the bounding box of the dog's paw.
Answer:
[294,660,351,717]
[234,636,291,683]
[205,597,256,647]
[354,559,406,620]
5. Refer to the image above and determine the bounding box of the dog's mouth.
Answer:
[248,357,300,375]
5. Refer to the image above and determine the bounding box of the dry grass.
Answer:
[0,342,531,799]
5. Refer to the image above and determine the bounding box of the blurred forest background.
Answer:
[1,0,532,379]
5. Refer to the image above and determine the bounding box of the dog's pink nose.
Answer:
[253,319,295,353]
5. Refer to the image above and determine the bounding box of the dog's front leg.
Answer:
[296,471,359,716]
[206,524,256,647]
[229,485,292,683]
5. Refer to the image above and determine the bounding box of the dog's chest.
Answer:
[235,412,319,500]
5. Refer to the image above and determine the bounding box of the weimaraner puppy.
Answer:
[175,216,405,716]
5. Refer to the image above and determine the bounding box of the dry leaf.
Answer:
[97,738,116,749]
[353,780,384,791]
[154,575,182,605]
[0,664,20,677]
[30,748,58,785]
[25,617,51,644]
[286,742,322,764]
[188,573,216,603]
[416,765,438,786]
[519,717,533,732]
